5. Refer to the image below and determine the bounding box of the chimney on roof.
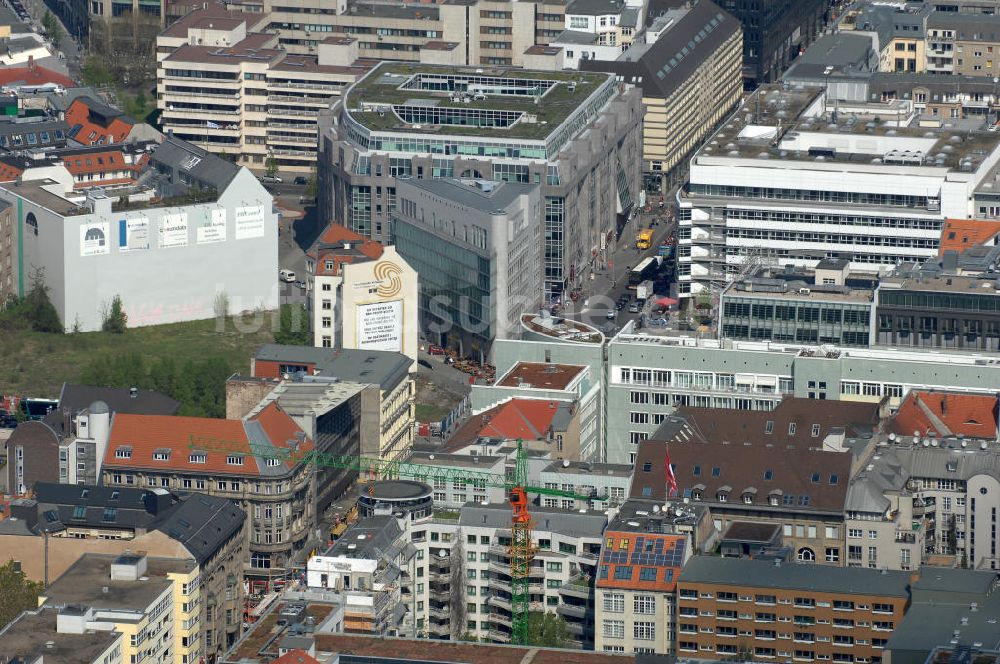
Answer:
[27,55,34,71]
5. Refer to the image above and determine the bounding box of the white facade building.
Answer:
[678,85,1000,299]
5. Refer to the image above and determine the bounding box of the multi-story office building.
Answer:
[157,9,371,172]
[251,0,567,65]
[318,62,643,298]
[678,84,1000,300]
[101,401,355,575]
[40,553,202,664]
[841,3,929,73]
[0,606,123,664]
[593,500,704,655]
[604,322,1000,462]
[577,0,742,189]
[676,556,910,661]
[636,400,881,565]
[470,360,602,461]
[719,261,876,346]
[251,345,414,462]
[0,136,278,330]
[538,460,633,509]
[408,451,507,509]
[305,224,419,369]
[716,0,826,85]
[874,271,1000,351]
[393,177,542,356]
[307,515,416,636]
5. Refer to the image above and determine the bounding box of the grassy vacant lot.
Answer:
[0,316,275,398]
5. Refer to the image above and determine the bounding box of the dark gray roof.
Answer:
[57,383,180,416]
[459,502,606,538]
[152,492,245,563]
[150,135,240,192]
[553,29,599,44]
[887,569,1000,656]
[29,483,243,563]
[255,344,411,390]
[579,0,740,99]
[797,33,875,68]
[566,0,624,16]
[398,177,537,214]
[324,515,405,558]
[679,556,911,597]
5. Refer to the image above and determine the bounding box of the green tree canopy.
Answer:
[101,295,128,334]
[0,561,42,632]
[527,611,569,648]
[274,303,310,346]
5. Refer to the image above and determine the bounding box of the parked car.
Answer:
[261,175,283,184]
[293,176,309,185]
[606,309,616,320]
[428,345,446,355]
[628,302,640,313]
[279,269,296,282]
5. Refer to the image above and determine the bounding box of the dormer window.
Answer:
[153,448,171,461]
[189,453,207,464]
[811,424,821,437]
[115,446,132,459]
[227,455,245,466]
[717,486,731,503]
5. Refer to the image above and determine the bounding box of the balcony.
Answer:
[268,80,343,92]
[557,603,588,620]
[427,621,451,636]
[894,531,917,544]
[487,628,512,643]
[268,107,320,117]
[487,595,512,611]
[268,122,318,131]
[559,575,593,600]
[268,134,318,145]
[489,612,513,627]
[427,605,451,620]
[271,148,316,157]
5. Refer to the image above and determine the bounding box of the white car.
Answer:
[279,269,296,283]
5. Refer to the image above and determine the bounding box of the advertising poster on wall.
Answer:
[197,208,227,244]
[118,217,149,252]
[235,205,265,239]
[80,221,110,257]
[357,300,403,352]
[159,213,189,248]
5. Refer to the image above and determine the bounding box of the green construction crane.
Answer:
[188,435,604,646]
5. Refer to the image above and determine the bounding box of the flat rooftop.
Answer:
[680,556,911,597]
[695,84,1000,172]
[521,313,604,344]
[409,450,502,468]
[400,177,536,213]
[342,62,612,140]
[42,554,195,612]
[313,633,631,664]
[726,278,874,303]
[542,459,632,477]
[496,362,586,390]
[879,273,1000,294]
[0,608,121,664]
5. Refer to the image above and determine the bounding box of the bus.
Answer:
[628,257,659,289]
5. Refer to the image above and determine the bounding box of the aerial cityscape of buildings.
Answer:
[6,0,1000,662]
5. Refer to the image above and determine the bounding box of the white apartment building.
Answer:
[539,460,633,509]
[407,452,507,509]
[678,84,1000,299]
[157,7,370,173]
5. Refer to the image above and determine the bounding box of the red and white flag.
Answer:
[665,450,678,498]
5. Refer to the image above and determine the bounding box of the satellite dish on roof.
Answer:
[439,549,447,557]
[562,459,570,468]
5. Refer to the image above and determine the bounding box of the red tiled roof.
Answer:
[892,390,998,440]
[272,650,320,664]
[940,219,1000,254]
[443,399,563,452]
[65,98,134,145]
[104,402,312,476]
[0,161,24,182]
[62,150,146,188]
[0,65,75,88]
[308,224,383,276]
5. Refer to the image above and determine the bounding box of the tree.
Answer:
[449,532,468,639]
[80,55,115,88]
[274,303,310,346]
[265,153,278,178]
[101,295,128,334]
[527,611,569,648]
[0,269,64,333]
[0,561,42,632]
[305,166,318,198]
[42,11,63,44]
